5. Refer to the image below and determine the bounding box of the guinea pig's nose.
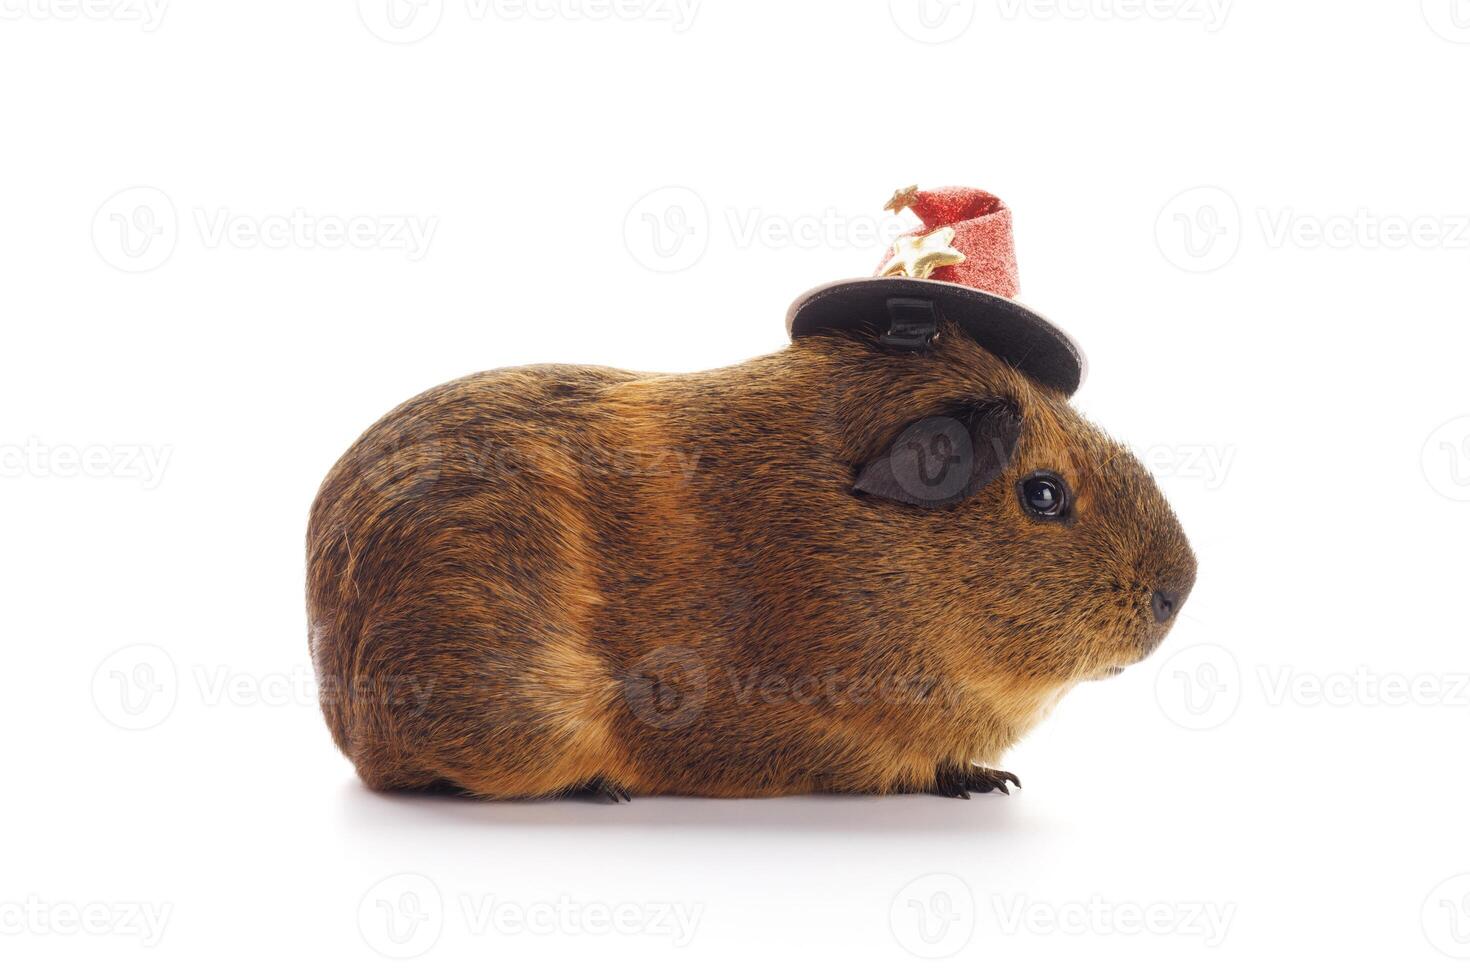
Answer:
[1151,589,1180,624]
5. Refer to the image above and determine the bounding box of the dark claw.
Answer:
[930,764,1022,799]
[588,778,632,803]
[974,767,1021,794]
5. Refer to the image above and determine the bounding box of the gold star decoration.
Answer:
[878,226,966,280]
[884,184,920,214]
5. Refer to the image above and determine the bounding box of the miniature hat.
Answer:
[786,185,1086,397]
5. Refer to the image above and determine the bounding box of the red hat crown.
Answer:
[877,185,1021,299]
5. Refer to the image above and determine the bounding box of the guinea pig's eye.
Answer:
[1018,472,1070,521]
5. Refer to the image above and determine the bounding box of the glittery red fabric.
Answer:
[877,186,1021,299]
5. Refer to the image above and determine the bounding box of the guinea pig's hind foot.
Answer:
[570,777,633,804]
[930,764,1021,800]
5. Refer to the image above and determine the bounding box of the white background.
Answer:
[3,0,1469,975]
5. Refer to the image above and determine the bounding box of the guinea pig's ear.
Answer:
[852,399,1022,509]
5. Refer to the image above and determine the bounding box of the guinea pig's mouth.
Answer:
[1083,599,1182,681]
[1089,638,1164,680]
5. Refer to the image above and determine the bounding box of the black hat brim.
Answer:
[786,277,1086,398]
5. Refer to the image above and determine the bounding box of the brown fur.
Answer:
[305,321,1196,798]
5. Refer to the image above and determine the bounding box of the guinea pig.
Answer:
[305,317,1197,800]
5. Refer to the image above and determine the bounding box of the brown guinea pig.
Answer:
[305,318,1196,800]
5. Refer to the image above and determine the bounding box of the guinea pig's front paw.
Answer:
[930,764,1022,800]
